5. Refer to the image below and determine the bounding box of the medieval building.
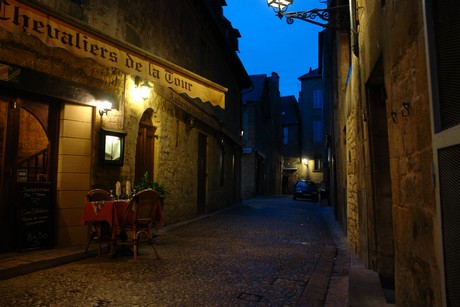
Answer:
[280,95,301,194]
[0,0,250,252]
[241,73,283,198]
[298,67,326,185]
[323,0,460,305]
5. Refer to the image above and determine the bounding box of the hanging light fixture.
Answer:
[266,0,294,18]
[266,0,349,31]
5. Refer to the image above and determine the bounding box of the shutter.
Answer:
[438,144,460,306]
[433,0,460,130]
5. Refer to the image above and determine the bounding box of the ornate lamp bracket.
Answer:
[276,5,350,31]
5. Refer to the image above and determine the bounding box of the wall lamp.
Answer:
[134,76,152,100]
[184,114,195,129]
[267,0,349,31]
[98,100,112,117]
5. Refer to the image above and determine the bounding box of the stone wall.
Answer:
[336,0,443,304]
[382,1,441,303]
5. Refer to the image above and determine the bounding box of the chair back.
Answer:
[86,189,111,202]
[122,189,161,226]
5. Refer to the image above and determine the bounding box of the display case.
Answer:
[100,128,126,166]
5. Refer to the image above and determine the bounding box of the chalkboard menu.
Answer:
[18,183,54,251]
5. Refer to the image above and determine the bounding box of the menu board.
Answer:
[18,183,54,251]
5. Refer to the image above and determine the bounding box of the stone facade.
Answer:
[241,73,283,198]
[0,0,250,251]
[281,95,301,194]
[325,0,459,305]
[298,68,325,185]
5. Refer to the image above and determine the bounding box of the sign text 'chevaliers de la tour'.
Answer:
[0,0,227,109]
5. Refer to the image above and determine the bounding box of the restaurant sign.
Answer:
[0,0,227,108]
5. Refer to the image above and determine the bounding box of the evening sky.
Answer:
[224,0,326,98]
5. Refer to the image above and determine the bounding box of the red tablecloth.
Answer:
[81,199,165,229]
[81,200,129,229]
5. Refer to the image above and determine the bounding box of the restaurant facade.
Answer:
[0,0,250,252]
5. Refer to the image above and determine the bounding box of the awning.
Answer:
[0,0,227,108]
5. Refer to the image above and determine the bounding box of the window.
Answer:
[314,159,323,171]
[313,90,324,109]
[313,121,323,143]
[430,0,460,131]
[283,127,289,145]
[426,1,460,304]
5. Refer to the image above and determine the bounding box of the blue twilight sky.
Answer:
[223,0,326,99]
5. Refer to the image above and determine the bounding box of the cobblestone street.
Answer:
[0,196,346,306]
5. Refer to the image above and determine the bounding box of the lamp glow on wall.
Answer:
[302,158,309,166]
[132,76,153,101]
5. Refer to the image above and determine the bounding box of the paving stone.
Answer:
[0,196,350,306]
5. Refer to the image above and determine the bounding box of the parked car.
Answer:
[293,180,319,202]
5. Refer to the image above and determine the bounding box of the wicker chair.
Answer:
[84,189,111,256]
[110,189,162,259]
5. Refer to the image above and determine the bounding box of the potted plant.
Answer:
[134,172,168,207]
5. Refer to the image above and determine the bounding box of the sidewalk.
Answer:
[0,199,393,306]
[322,204,394,306]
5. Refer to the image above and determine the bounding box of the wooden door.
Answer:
[0,94,57,252]
[135,124,156,184]
[197,133,207,215]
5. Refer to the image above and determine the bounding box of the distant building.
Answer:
[241,73,283,198]
[298,68,325,184]
[281,95,302,194]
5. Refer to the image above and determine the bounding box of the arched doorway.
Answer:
[135,108,156,184]
[0,93,58,252]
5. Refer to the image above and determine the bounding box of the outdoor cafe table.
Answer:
[81,200,130,231]
[81,199,165,255]
[81,200,131,255]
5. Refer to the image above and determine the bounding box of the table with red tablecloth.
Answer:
[81,199,165,253]
[81,200,130,230]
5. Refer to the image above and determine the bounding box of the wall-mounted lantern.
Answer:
[134,76,152,100]
[98,100,112,117]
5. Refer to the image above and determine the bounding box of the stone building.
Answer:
[298,67,325,185]
[241,73,283,198]
[322,0,460,305]
[0,0,250,252]
[280,95,301,194]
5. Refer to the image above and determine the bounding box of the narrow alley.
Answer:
[0,196,356,306]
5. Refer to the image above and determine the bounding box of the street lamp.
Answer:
[266,0,349,31]
[267,0,293,14]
